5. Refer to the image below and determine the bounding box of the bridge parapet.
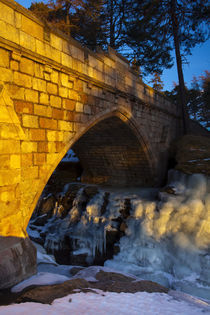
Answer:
[0,0,178,117]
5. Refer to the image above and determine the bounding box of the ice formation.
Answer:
[28,170,210,300]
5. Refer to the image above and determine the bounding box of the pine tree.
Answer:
[125,0,210,133]
[72,0,107,50]
[29,2,50,20]
[149,73,164,91]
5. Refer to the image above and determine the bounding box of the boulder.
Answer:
[171,135,210,176]
[0,237,36,290]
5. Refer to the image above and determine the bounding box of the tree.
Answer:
[125,0,210,133]
[72,0,107,50]
[29,2,50,20]
[199,71,210,128]
[149,73,164,91]
[165,71,210,129]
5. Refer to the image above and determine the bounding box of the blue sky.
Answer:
[16,0,210,91]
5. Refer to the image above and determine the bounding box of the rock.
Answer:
[70,267,84,276]
[36,195,56,217]
[5,270,168,305]
[120,222,127,232]
[0,237,36,290]
[83,186,99,200]
[160,186,176,194]
[69,253,89,267]
[171,135,210,176]
[101,192,110,215]
[119,198,131,219]
[30,214,48,226]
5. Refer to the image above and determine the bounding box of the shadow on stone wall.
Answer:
[0,236,36,290]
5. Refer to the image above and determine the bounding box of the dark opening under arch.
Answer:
[72,116,154,186]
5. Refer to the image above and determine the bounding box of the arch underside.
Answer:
[72,116,154,186]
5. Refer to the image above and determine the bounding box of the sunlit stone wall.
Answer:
[0,0,180,240]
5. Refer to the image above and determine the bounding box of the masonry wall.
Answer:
[0,0,180,240]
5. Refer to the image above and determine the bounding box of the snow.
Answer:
[1,290,210,315]
[11,272,70,293]
[1,242,209,314]
[62,149,79,163]
[27,171,210,300]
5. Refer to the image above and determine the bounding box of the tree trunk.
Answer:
[109,0,115,47]
[65,1,71,37]
[170,0,188,134]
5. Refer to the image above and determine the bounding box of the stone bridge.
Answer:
[0,0,181,288]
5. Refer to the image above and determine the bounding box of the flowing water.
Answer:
[28,170,210,300]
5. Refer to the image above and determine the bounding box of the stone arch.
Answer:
[29,107,157,228]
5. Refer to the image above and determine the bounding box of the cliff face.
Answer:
[172,135,210,176]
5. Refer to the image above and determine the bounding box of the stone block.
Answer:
[20,58,34,76]
[11,52,21,61]
[22,166,39,179]
[52,108,64,120]
[0,155,10,169]
[61,53,72,68]
[47,131,64,142]
[60,73,73,88]
[21,141,37,153]
[0,48,9,68]
[47,82,58,95]
[10,60,19,71]
[34,63,44,79]
[47,142,56,153]
[37,141,48,153]
[35,39,45,56]
[0,123,23,140]
[14,72,32,88]
[25,89,39,103]
[44,72,51,81]
[0,169,21,186]
[56,141,65,152]
[0,2,14,26]
[46,153,59,165]
[22,15,43,40]
[14,100,33,114]
[39,93,49,105]
[34,104,52,117]
[33,78,46,92]
[51,33,63,50]
[59,87,68,98]
[20,31,35,51]
[22,114,38,128]
[65,111,75,121]
[51,47,61,63]
[15,11,21,28]
[1,22,19,44]
[0,67,13,82]
[69,90,79,100]
[33,153,46,165]
[84,104,91,114]
[0,186,16,203]
[39,117,57,130]
[50,95,61,108]
[10,155,21,169]
[20,153,32,167]
[30,129,46,141]
[58,120,73,131]
[63,99,75,111]
[76,102,83,112]
[51,70,59,83]
[0,140,20,154]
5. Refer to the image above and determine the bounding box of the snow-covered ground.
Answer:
[1,289,210,315]
[0,244,210,315]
